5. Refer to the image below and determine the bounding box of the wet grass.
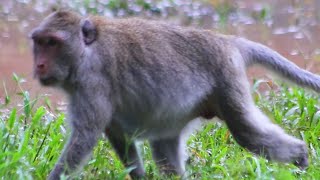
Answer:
[0,77,319,179]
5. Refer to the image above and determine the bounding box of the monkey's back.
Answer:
[89,17,243,139]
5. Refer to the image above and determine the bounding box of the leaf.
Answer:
[8,108,17,130]
[12,73,20,83]
[31,107,45,129]
[285,106,299,117]
[23,91,31,119]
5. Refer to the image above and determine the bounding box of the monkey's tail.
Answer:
[235,37,320,92]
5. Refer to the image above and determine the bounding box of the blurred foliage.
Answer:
[1,0,244,27]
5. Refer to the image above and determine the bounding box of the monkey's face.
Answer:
[30,11,96,87]
[30,11,98,87]
[31,29,73,86]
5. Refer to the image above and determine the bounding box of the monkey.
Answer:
[30,10,314,179]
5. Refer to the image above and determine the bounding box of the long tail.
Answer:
[235,37,320,92]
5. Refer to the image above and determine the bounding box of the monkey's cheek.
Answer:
[39,76,59,86]
[33,71,37,79]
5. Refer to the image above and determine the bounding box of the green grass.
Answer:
[0,79,319,179]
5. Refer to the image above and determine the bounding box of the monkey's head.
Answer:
[30,10,97,87]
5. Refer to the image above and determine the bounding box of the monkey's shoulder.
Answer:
[89,16,223,38]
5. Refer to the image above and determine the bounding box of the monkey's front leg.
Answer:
[48,91,112,180]
[106,125,145,179]
[150,135,187,176]
[48,126,102,180]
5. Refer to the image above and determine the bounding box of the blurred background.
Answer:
[1,2,320,179]
[1,0,320,106]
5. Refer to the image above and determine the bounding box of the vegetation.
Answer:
[1,0,319,179]
[0,75,319,179]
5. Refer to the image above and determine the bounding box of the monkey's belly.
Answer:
[113,113,201,140]
[113,80,210,139]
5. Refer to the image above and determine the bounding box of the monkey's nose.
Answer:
[36,63,48,76]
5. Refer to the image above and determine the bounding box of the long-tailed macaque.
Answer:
[30,10,313,179]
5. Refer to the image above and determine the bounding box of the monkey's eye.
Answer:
[35,37,58,47]
[46,38,58,47]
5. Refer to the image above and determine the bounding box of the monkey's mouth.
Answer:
[39,76,59,86]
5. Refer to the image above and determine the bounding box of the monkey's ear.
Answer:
[81,19,97,45]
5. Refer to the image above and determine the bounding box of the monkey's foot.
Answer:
[48,164,65,180]
[263,133,308,169]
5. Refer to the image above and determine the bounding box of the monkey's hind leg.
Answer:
[216,83,308,169]
[150,135,188,177]
[106,126,145,179]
